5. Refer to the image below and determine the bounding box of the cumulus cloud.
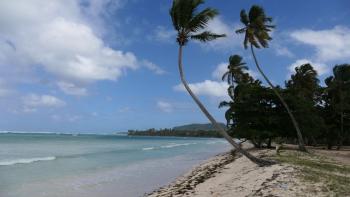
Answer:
[290,26,350,62]
[287,59,329,76]
[157,101,173,113]
[274,45,294,58]
[212,62,227,81]
[23,94,66,109]
[143,60,166,75]
[57,81,88,96]
[0,0,160,97]
[174,80,228,98]
[201,17,242,50]
[51,114,81,122]
[0,0,138,82]
[150,26,177,43]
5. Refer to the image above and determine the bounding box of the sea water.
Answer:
[0,133,230,197]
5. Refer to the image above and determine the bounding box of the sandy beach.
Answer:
[147,146,350,197]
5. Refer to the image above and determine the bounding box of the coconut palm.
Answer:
[170,0,275,166]
[222,55,248,85]
[236,5,307,152]
[220,55,248,127]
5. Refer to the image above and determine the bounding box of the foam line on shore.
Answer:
[0,156,56,166]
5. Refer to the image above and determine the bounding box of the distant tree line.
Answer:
[128,128,221,138]
[220,61,350,150]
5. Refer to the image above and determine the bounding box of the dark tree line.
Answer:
[128,128,222,138]
[220,61,350,150]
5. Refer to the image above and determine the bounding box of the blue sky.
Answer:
[0,0,349,133]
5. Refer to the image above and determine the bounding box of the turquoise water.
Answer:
[0,133,230,197]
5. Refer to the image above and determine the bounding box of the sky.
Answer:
[0,0,349,133]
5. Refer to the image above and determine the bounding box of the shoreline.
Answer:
[146,150,238,196]
[146,147,349,197]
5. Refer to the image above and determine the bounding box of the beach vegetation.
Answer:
[272,150,350,196]
[235,5,307,152]
[169,0,275,166]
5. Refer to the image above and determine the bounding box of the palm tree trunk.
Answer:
[250,44,307,152]
[338,91,344,150]
[338,111,344,150]
[178,45,275,166]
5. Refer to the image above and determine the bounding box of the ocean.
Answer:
[0,133,230,197]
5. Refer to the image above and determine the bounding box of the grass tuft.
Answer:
[270,150,350,196]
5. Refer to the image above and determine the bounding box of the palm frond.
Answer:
[240,10,249,25]
[236,5,275,49]
[243,33,249,49]
[248,5,264,22]
[191,31,226,42]
[187,8,218,33]
[222,71,229,81]
[235,27,246,34]
[219,101,231,108]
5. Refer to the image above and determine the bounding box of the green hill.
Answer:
[173,123,226,131]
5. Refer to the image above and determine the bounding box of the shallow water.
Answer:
[0,133,230,197]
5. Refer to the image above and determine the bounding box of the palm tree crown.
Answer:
[325,64,350,101]
[286,64,320,97]
[221,55,248,85]
[236,5,275,49]
[170,0,225,46]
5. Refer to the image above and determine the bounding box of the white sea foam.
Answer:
[160,143,197,149]
[0,131,56,134]
[0,156,56,166]
[142,147,155,151]
[142,142,197,151]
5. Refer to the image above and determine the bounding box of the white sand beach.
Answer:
[148,146,350,197]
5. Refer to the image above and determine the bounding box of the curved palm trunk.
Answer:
[250,44,307,152]
[178,45,275,166]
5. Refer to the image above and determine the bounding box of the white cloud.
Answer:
[274,45,294,58]
[201,17,242,50]
[118,107,131,113]
[0,0,150,96]
[0,89,13,97]
[143,60,166,75]
[0,80,14,97]
[174,80,228,98]
[23,94,66,109]
[67,115,81,122]
[290,26,350,62]
[51,114,81,122]
[212,62,227,81]
[91,112,99,117]
[151,26,177,43]
[157,101,173,113]
[287,59,329,76]
[57,81,88,96]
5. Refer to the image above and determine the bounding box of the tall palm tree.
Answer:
[220,55,248,126]
[222,55,248,85]
[170,0,274,166]
[236,5,307,152]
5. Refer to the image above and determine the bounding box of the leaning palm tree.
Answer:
[236,5,307,152]
[170,0,275,166]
